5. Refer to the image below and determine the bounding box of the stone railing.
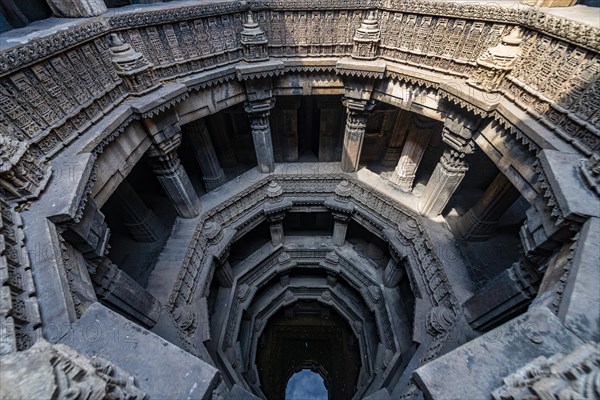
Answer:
[169,171,457,319]
[0,0,598,203]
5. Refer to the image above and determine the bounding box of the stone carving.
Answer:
[1,1,598,398]
[173,305,198,335]
[203,221,224,244]
[352,10,381,60]
[0,0,597,202]
[0,198,40,354]
[241,11,269,62]
[425,307,455,336]
[0,138,51,202]
[419,113,477,217]
[581,153,600,197]
[46,0,106,18]
[107,33,158,96]
[334,180,352,201]
[0,340,145,399]
[492,342,600,400]
[470,28,523,92]
[266,181,283,202]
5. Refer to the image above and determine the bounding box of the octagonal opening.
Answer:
[285,369,328,400]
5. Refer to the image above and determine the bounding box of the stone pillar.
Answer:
[245,106,275,174]
[332,211,352,246]
[391,114,435,191]
[263,181,290,246]
[383,252,405,287]
[317,99,344,162]
[214,253,234,288]
[112,180,166,242]
[147,134,201,219]
[88,257,161,327]
[326,181,354,247]
[341,98,374,173]
[418,115,477,218]
[237,11,278,173]
[418,149,470,218]
[186,119,227,191]
[266,212,286,246]
[381,110,411,167]
[456,173,521,241]
[46,0,106,18]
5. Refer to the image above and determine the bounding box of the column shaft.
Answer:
[383,255,405,287]
[391,115,434,191]
[148,147,201,219]
[332,213,351,246]
[247,112,275,173]
[267,214,285,246]
[341,109,370,172]
[418,149,470,218]
[381,110,411,167]
[214,257,234,288]
[457,173,521,241]
[187,119,226,191]
[113,180,166,242]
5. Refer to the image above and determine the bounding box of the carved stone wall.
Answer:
[0,198,40,354]
[0,0,598,204]
[1,1,599,399]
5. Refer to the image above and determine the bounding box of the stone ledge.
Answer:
[413,307,584,400]
[58,302,220,400]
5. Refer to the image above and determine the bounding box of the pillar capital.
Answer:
[147,142,181,176]
[342,96,376,114]
[438,148,471,174]
[143,108,181,149]
[442,115,476,155]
